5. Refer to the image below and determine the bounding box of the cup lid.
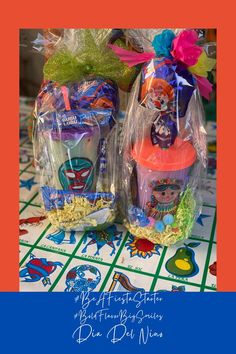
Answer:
[131,137,197,171]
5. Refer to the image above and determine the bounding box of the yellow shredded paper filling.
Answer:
[47,197,114,230]
[126,188,196,246]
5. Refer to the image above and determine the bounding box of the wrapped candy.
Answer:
[33,30,128,231]
[111,29,213,246]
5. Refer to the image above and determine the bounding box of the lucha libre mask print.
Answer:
[58,157,94,192]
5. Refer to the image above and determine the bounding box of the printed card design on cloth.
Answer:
[19,249,68,292]
[154,278,201,292]
[24,163,38,175]
[205,243,217,290]
[19,202,25,211]
[20,172,40,202]
[19,205,50,246]
[116,234,163,274]
[29,193,43,206]
[76,224,126,264]
[191,206,215,240]
[38,227,82,255]
[159,241,209,285]
[52,258,110,292]
[103,268,153,292]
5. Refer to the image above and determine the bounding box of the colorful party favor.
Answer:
[34,78,119,231]
[112,29,211,246]
[33,29,127,231]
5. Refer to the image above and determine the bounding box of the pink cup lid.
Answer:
[131,137,197,172]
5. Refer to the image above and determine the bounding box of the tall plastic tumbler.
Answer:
[44,125,100,192]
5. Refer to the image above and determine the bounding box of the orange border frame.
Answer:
[0,1,234,291]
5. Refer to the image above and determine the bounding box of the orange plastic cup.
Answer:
[131,137,197,211]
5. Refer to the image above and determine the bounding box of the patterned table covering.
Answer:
[19,97,217,292]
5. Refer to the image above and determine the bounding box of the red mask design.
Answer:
[63,168,92,191]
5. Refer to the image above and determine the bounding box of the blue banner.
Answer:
[0,292,234,353]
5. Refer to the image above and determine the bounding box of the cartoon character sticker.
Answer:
[141,78,174,112]
[64,265,101,292]
[58,157,94,191]
[147,179,182,220]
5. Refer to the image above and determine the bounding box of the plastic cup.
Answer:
[45,126,100,191]
[131,137,196,217]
